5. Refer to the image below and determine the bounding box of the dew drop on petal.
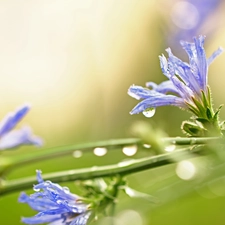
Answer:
[33,187,40,192]
[73,150,83,158]
[56,200,63,204]
[143,108,156,118]
[122,145,137,156]
[63,187,70,193]
[93,147,107,156]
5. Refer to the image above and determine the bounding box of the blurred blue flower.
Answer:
[128,36,223,116]
[166,0,222,51]
[0,104,43,150]
[19,170,91,225]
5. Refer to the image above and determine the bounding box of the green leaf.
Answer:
[122,186,159,203]
[201,90,210,109]
[213,105,223,122]
[196,117,209,124]
[181,121,205,137]
[191,97,205,117]
[185,101,200,116]
[206,107,213,120]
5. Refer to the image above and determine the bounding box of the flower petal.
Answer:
[0,127,43,150]
[0,104,30,137]
[19,171,90,225]
[146,81,180,95]
[208,47,224,65]
[130,92,184,115]
[21,214,61,224]
[70,212,91,225]
[128,85,153,100]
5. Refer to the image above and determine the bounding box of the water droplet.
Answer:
[143,144,151,148]
[63,187,70,193]
[176,160,196,180]
[73,150,83,158]
[165,145,176,152]
[56,200,63,204]
[33,187,40,192]
[93,147,107,156]
[143,108,155,118]
[122,145,137,156]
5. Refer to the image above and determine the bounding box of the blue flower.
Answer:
[0,104,43,150]
[166,0,222,51]
[19,170,91,225]
[128,36,223,116]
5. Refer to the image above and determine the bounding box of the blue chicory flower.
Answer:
[19,170,91,225]
[0,104,43,150]
[128,35,223,116]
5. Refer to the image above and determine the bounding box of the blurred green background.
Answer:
[1,0,225,224]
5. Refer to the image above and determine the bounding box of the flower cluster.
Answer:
[19,171,91,225]
[0,104,42,150]
[128,36,223,119]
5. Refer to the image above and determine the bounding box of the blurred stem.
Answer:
[0,146,206,196]
[0,137,220,176]
[0,138,140,176]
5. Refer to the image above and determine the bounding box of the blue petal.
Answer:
[193,36,208,90]
[208,47,224,65]
[70,212,91,225]
[128,85,153,100]
[130,92,184,114]
[146,81,179,95]
[19,192,57,211]
[0,104,30,137]
[159,54,170,77]
[165,48,201,94]
[19,171,89,225]
[0,127,43,150]
[181,36,207,90]
[36,170,44,183]
[170,76,194,101]
[22,214,62,224]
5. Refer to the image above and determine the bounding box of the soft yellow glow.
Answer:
[176,160,196,180]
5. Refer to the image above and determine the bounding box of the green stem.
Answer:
[0,137,220,176]
[0,146,205,196]
[0,138,140,175]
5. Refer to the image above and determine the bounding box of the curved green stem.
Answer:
[0,146,205,196]
[0,138,140,176]
[0,137,220,176]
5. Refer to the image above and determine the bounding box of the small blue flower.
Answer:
[128,36,223,116]
[19,170,91,225]
[0,104,43,150]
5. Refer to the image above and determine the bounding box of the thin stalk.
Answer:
[0,146,204,196]
[1,137,220,176]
